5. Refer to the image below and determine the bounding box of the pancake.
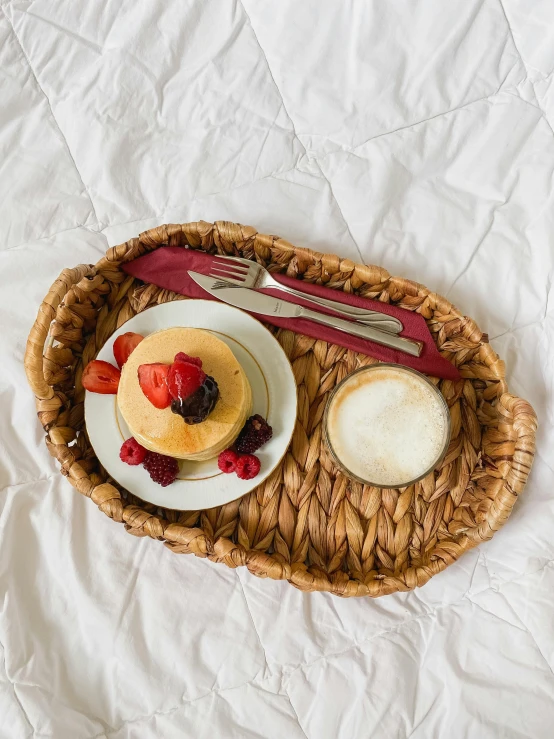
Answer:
[118,327,252,460]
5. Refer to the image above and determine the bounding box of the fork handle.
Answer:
[272,284,403,334]
[300,306,422,357]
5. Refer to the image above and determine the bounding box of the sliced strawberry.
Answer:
[82,360,121,394]
[167,360,206,400]
[113,332,144,368]
[138,363,171,409]
[174,351,202,368]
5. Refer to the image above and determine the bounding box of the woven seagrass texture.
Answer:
[24,221,537,597]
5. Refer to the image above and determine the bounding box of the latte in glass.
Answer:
[324,364,451,488]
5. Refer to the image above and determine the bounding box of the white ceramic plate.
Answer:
[84,300,297,510]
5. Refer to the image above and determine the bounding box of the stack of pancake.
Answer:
[118,327,252,461]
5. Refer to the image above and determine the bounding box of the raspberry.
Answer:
[218,449,239,473]
[120,438,147,466]
[142,452,179,487]
[235,454,261,480]
[235,415,273,454]
[174,352,202,368]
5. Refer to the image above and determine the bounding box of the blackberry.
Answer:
[171,376,219,424]
[235,415,273,454]
[142,452,179,487]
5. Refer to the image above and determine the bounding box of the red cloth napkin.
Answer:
[122,247,460,380]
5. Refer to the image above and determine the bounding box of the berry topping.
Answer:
[235,415,273,454]
[171,376,219,424]
[82,360,121,394]
[174,352,202,368]
[218,449,239,473]
[119,438,147,466]
[113,332,144,368]
[142,452,179,487]
[235,454,261,480]
[167,360,206,401]
[138,363,171,409]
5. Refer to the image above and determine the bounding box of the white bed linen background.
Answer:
[1,2,553,737]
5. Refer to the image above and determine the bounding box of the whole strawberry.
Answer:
[174,352,202,368]
[167,360,206,401]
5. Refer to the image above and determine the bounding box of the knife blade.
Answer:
[189,271,423,358]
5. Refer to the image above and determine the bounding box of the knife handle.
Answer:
[300,307,423,357]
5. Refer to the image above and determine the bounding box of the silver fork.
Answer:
[209,255,403,334]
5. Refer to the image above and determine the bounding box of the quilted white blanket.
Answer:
[1,2,553,737]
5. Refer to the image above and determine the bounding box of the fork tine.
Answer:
[210,267,248,279]
[216,254,250,265]
[212,255,250,267]
[208,271,245,286]
[211,260,250,275]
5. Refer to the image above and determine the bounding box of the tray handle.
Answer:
[24,265,92,402]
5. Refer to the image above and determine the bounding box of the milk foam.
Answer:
[327,367,448,486]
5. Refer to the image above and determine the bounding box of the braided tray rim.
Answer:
[24,220,537,598]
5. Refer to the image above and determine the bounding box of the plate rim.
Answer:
[84,299,297,510]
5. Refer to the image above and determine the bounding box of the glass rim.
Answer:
[322,363,452,489]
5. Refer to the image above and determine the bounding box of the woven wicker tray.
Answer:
[24,221,537,598]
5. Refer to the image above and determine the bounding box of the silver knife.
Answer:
[189,271,423,358]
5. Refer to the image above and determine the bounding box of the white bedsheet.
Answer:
[1,2,553,737]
